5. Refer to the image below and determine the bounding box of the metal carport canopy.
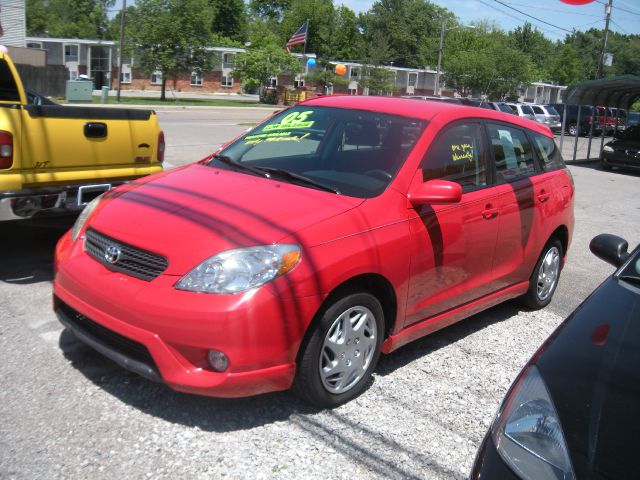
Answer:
[562,75,640,108]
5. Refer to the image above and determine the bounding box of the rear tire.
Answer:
[568,124,578,136]
[294,292,384,408]
[522,238,563,310]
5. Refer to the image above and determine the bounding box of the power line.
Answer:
[491,0,575,33]
[495,0,601,17]
[476,0,570,37]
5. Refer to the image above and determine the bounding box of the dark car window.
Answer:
[521,105,535,116]
[618,125,640,141]
[498,103,514,113]
[216,106,427,198]
[531,133,564,171]
[487,123,536,182]
[532,106,544,114]
[421,123,487,191]
[0,59,21,102]
[545,106,559,116]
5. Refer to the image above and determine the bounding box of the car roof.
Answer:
[299,95,552,136]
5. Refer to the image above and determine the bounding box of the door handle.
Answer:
[84,122,108,138]
[537,190,551,203]
[482,206,499,219]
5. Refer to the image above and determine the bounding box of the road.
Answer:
[1,108,638,479]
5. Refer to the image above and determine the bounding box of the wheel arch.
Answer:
[295,273,398,364]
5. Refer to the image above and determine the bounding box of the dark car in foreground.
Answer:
[600,125,640,171]
[471,233,640,480]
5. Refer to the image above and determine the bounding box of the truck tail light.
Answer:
[158,131,165,163]
[0,131,13,169]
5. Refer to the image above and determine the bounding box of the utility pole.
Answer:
[116,0,127,102]
[596,0,612,78]
[434,20,445,96]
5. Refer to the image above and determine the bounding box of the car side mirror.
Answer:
[590,233,630,267]
[409,179,462,207]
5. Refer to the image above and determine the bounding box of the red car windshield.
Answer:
[212,106,427,198]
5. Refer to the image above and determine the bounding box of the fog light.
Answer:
[207,350,228,372]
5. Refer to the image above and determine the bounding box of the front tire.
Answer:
[522,238,563,310]
[294,292,384,408]
[568,124,578,136]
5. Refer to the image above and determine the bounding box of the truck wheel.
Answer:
[294,292,384,408]
[522,238,563,310]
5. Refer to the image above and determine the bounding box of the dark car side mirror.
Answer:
[590,233,630,267]
[409,179,462,207]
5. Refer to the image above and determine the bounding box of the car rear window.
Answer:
[546,106,559,116]
[214,106,427,198]
[532,106,544,114]
[531,133,565,171]
[0,59,21,102]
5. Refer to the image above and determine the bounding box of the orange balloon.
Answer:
[335,64,347,76]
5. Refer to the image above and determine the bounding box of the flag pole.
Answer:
[303,19,309,56]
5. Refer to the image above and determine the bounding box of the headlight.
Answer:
[71,194,103,242]
[491,365,575,480]
[602,145,614,153]
[175,244,301,294]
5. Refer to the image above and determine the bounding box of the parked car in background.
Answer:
[548,104,603,137]
[440,97,493,109]
[600,125,640,171]
[595,106,616,135]
[54,97,574,408]
[487,102,516,114]
[530,104,562,132]
[505,103,537,122]
[0,51,165,222]
[627,111,640,128]
[609,107,627,132]
[471,233,640,480]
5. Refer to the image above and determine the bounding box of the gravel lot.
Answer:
[1,110,638,479]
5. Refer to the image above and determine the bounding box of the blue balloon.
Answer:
[307,58,316,68]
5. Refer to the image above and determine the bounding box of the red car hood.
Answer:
[89,164,363,275]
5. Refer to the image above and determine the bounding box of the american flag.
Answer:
[285,21,308,52]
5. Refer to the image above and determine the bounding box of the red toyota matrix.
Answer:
[54,96,574,407]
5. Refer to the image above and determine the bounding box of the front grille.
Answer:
[57,299,158,372]
[84,228,168,281]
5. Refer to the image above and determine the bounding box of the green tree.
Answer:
[249,0,291,22]
[26,0,114,38]
[233,44,302,100]
[280,0,336,58]
[128,0,215,100]
[326,6,362,61]
[509,22,555,79]
[359,0,453,68]
[210,0,247,43]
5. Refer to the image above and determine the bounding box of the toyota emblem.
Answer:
[104,244,122,264]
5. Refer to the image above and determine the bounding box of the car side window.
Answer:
[487,123,536,182]
[531,133,565,171]
[421,123,487,191]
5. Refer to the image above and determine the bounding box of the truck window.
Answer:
[0,59,20,102]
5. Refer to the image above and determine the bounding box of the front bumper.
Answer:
[54,231,323,398]
[601,151,640,170]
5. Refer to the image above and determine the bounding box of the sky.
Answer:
[340,0,640,42]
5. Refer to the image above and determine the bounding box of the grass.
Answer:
[89,96,271,107]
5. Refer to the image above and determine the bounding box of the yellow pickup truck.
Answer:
[0,51,164,221]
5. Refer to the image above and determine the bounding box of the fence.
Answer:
[14,64,69,98]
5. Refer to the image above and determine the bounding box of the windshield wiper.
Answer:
[210,154,269,178]
[257,167,340,194]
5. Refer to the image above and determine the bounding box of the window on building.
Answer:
[350,68,359,79]
[27,42,42,49]
[408,73,418,88]
[64,45,79,62]
[223,53,235,67]
[267,77,277,88]
[150,71,162,85]
[348,88,357,95]
[222,75,233,87]
[294,75,305,88]
[120,72,131,83]
[190,72,203,86]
